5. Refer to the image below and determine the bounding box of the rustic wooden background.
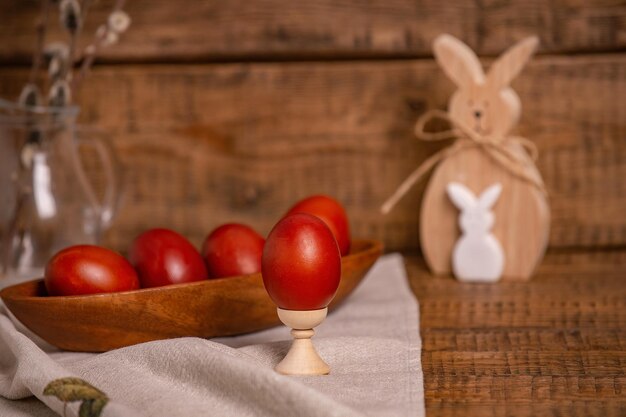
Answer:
[2,1,626,416]
[409,249,626,417]
[2,0,625,253]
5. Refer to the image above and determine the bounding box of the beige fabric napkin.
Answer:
[0,254,424,417]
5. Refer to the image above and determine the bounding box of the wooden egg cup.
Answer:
[275,307,329,376]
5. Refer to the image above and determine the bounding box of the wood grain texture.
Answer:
[1,54,624,252]
[1,0,625,63]
[275,308,330,375]
[408,249,626,416]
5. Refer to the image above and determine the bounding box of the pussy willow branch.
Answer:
[66,6,80,85]
[72,0,127,91]
[28,0,51,86]
[68,0,94,69]
[69,0,91,80]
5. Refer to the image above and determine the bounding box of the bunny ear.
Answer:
[478,183,502,209]
[433,34,485,88]
[447,182,478,210]
[486,36,539,90]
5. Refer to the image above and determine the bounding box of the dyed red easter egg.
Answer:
[262,213,341,310]
[129,228,209,288]
[285,195,351,256]
[45,245,139,296]
[202,223,265,278]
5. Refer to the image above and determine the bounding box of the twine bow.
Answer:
[380,109,546,214]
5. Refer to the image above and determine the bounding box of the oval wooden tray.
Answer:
[0,239,382,352]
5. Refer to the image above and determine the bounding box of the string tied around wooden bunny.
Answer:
[380,109,547,215]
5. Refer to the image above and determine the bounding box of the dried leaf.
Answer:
[79,398,109,417]
[44,377,109,417]
[43,377,107,402]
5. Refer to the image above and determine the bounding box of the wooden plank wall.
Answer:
[1,1,625,252]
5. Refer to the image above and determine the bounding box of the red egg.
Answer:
[262,213,341,310]
[45,245,140,296]
[201,223,265,278]
[285,195,351,256]
[129,228,209,288]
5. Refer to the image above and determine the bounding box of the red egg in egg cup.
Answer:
[262,213,342,375]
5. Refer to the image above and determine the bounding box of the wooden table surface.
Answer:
[406,249,626,417]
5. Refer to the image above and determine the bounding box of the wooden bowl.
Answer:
[0,239,382,352]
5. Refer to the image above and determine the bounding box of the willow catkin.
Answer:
[59,0,82,33]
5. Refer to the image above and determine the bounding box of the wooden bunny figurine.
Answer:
[447,182,504,282]
[418,34,550,280]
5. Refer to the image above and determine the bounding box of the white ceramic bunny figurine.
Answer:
[418,34,549,280]
[446,182,504,282]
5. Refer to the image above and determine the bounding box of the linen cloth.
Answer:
[0,254,424,417]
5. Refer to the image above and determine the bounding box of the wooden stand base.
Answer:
[275,307,329,376]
